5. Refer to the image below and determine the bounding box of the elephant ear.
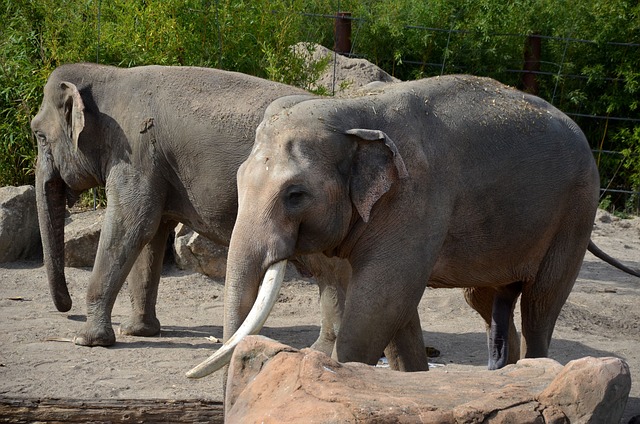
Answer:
[59,81,85,152]
[346,128,409,223]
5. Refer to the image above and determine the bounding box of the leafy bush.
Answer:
[340,0,640,213]
[1,0,638,214]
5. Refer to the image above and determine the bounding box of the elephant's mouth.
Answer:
[66,187,82,208]
[186,260,288,378]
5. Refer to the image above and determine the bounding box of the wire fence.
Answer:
[306,12,640,213]
[90,5,639,213]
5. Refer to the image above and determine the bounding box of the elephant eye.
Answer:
[284,186,308,209]
[34,131,47,143]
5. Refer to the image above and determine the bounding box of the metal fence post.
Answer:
[334,12,352,55]
[522,34,541,95]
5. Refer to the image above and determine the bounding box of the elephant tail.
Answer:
[588,240,640,278]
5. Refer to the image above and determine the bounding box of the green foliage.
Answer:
[263,42,331,94]
[0,0,45,186]
[0,0,329,187]
[1,0,639,214]
[341,0,640,212]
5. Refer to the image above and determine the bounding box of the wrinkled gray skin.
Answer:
[226,74,609,372]
[31,63,349,349]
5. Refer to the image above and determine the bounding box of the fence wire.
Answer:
[86,6,640,213]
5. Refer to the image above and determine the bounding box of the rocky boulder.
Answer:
[173,223,228,279]
[63,209,105,267]
[0,186,41,262]
[293,42,400,96]
[225,336,631,424]
[61,211,227,278]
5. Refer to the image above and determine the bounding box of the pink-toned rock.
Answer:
[225,336,631,424]
[538,356,631,423]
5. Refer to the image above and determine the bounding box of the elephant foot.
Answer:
[310,336,335,357]
[73,324,116,347]
[119,316,161,337]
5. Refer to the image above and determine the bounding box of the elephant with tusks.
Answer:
[188,74,640,378]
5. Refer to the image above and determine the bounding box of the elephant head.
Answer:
[31,70,103,312]
[187,97,408,377]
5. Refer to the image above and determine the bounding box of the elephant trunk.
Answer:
[36,163,72,312]
[186,220,292,378]
[186,260,286,378]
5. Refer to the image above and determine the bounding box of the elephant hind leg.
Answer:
[464,286,521,368]
[120,219,176,337]
[383,309,429,372]
[520,234,586,359]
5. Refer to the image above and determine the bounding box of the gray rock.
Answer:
[64,209,104,267]
[173,223,228,280]
[292,42,400,96]
[226,336,631,424]
[0,186,41,262]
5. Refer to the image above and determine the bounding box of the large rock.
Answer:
[0,185,41,262]
[172,224,304,281]
[63,209,105,267]
[53,208,228,275]
[173,223,228,279]
[537,356,632,423]
[0,186,106,266]
[293,42,400,96]
[225,336,631,424]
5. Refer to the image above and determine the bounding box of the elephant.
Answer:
[30,63,351,350]
[188,74,640,378]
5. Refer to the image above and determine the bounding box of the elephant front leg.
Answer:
[120,220,176,337]
[293,255,351,356]
[311,281,344,355]
[335,253,433,371]
[74,202,162,347]
[383,309,428,372]
[488,283,521,370]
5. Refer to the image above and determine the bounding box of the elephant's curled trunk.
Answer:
[186,260,287,378]
[36,169,72,312]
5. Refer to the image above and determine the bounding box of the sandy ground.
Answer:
[1,209,639,422]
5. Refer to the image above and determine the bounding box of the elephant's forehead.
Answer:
[251,134,303,165]
[244,147,305,187]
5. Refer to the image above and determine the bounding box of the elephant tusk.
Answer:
[186,260,287,378]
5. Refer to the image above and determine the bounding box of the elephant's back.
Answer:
[117,66,305,123]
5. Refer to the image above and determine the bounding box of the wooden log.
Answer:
[0,397,223,423]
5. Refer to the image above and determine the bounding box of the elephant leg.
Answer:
[464,286,520,368]
[312,282,344,355]
[383,308,428,371]
[120,220,176,337]
[294,254,350,356]
[488,283,521,369]
[335,245,432,371]
[520,232,585,358]
[74,192,163,346]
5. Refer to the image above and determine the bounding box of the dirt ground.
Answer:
[1,209,639,422]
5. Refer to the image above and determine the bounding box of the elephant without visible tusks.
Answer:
[31,63,350,351]
[188,74,640,378]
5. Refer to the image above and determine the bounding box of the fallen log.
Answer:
[0,397,223,423]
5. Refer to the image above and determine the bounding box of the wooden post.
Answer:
[0,397,224,423]
[334,12,352,55]
[522,34,541,95]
